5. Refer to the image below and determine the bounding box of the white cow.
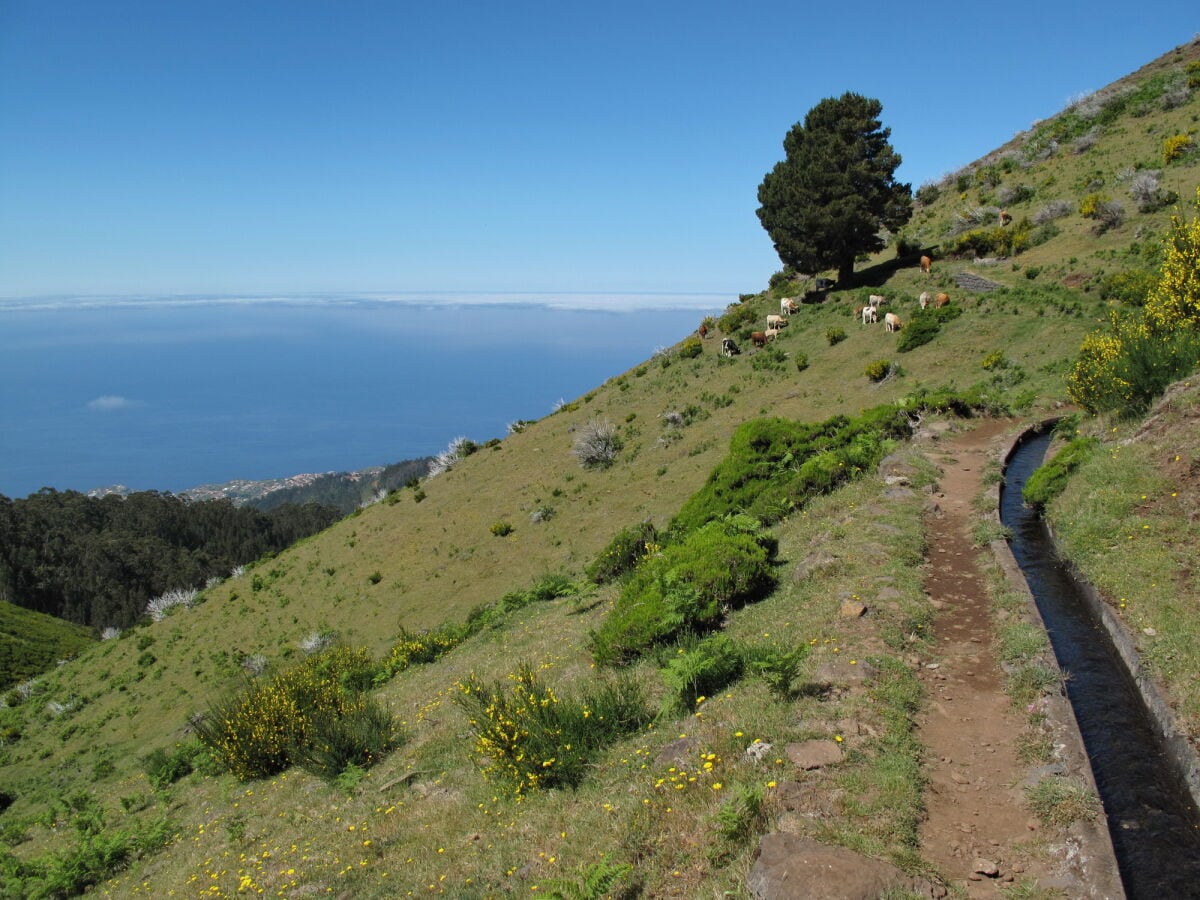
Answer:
[919,291,931,310]
[862,306,877,325]
[885,312,902,332]
[869,294,887,309]
[766,314,787,330]
[780,297,798,316]
[764,327,781,341]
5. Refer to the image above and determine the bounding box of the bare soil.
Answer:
[916,419,1067,896]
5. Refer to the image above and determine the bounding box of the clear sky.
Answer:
[1,1,1195,299]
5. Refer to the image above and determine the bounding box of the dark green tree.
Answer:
[756,93,912,286]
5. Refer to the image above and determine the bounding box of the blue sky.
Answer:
[1,1,1195,299]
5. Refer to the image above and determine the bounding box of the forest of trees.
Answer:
[0,490,342,631]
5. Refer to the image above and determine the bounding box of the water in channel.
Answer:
[1000,430,1200,899]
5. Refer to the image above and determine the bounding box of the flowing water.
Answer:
[1001,429,1200,898]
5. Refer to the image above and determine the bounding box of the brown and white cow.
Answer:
[862,306,878,325]
[935,292,950,308]
[750,331,768,348]
[884,312,902,332]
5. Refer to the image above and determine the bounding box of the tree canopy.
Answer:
[756,93,912,286]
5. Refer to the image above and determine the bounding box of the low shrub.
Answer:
[826,326,847,346]
[572,421,622,470]
[1099,269,1156,306]
[1032,200,1072,225]
[1163,133,1194,165]
[678,335,703,359]
[794,353,809,372]
[489,520,514,537]
[586,520,660,584]
[141,741,211,789]
[671,407,910,532]
[383,625,467,677]
[744,641,810,699]
[289,694,401,782]
[661,633,745,710]
[455,664,651,796]
[591,516,777,664]
[1068,312,1200,415]
[1023,436,1098,511]
[896,302,962,353]
[864,359,891,382]
[750,345,787,372]
[194,646,393,781]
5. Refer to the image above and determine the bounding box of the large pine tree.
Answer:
[756,93,912,286]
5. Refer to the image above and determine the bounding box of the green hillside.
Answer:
[0,602,93,693]
[1,37,1198,899]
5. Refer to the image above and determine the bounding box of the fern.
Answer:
[541,857,633,899]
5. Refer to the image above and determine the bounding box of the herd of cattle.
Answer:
[709,266,951,359]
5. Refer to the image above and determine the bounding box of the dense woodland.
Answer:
[0,490,341,631]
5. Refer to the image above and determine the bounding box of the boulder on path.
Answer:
[747,833,912,899]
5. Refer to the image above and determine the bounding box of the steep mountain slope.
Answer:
[1,36,1198,899]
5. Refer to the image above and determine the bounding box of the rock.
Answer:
[972,858,1000,877]
[884,487,917,501]
[655,736,698,767]
[745,741,774,763]
[774,781,808,812]
[814,657,876,685]
[747,833,913,899]
[840,600,868,618]
[884,475,910,486]
[793,552,839,582]
[786,740,844,770]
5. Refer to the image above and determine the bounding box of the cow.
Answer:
[869,294,887,309]
[698,322,709,339]
[721,338,740,357]
[1000,210,1013,227]
[919,291,931,310]
[935,292,950,308]
[920,255,932,276]
[766,314,787,330]
[750,331,768,348]
[885,312,902,332]
[815,277,836,291]
[862,306,878,325]
[780,297,798,316]
[765,327,783,341]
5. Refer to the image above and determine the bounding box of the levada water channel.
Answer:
[1001,428,1200,898]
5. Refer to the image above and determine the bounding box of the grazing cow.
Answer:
[885,312,902,332]
[935,292,950,308]
[765,327,781,342]
[815,277,836,291]
[721,337,740,357]
[1000,210,1013,227]
[780,297,798,316]
[869,294,887,309]
[766,314,787,330]
[698,322,709,339]
[750,331,768,348]
[920,255,933,276]
[862,306,878,325]
[919,291,931,310]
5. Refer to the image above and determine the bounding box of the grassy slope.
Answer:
[1,36,1197,898]
[0,602,93,692]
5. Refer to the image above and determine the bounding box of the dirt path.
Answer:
[916,419,1062,895]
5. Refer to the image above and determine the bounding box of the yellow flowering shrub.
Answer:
[195,646,394,781]
[1162,133,1194,165]
[1144,187,1200,332]
[455,664,649,796]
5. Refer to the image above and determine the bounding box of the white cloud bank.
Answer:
[87,395,136,411]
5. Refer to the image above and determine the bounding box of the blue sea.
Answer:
[0,293,724,499]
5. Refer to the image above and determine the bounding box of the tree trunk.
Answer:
[837,259,856,287]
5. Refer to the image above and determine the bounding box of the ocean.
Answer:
[0,293,725,499]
